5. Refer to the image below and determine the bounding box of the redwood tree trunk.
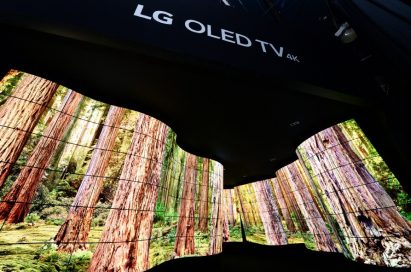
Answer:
[246,185,259,226]
[281,161,336,252]
[174,153,197,256]
[54,106,125,253]
[198,158,210,232]
[0,90,82,223]
[276,170,309,232]
[88,114,168,272]
[0,73,58,189]
[222,191,230,242]
[298,122,411,266]
[271,178,296,233]
[235,187,249,228]
[208,163,224,254]
[252,180,288,245]
[225,189,235,226]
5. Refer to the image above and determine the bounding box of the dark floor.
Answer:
[149,242,409,272]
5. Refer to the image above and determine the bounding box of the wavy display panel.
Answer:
[0,70,224,271]
[234,178,315,247]
[276,161,341,252]
[223,189,242,242]
[233,119,410,268]
[297,119,411,267]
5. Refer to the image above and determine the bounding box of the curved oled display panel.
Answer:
[233,175,338,250]
[297,119,411,267]
[223,189,242,242]
[235,120,410,268]
[0,70,224,271]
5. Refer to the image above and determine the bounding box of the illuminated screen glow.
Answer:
[0,70,224,271]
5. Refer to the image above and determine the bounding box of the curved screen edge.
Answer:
[228,119,410,268]
[0,70,224,271]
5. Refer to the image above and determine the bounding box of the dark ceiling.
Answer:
[0,0,410,191]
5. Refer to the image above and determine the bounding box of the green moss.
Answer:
[0,223,102,271]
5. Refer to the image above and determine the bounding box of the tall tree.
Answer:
[225,189,235,226]
[0,90,82,222]
[271,178,296,232]
[46,97,85,186]
[222,191,230,242]
[282,161,336,251]
[246,184,259,226]
[276,170,309,232]
[208,163,224,254]
[198,158,210,232]
[252,180,288,245]
[298,123,411,266]
[54,106,126,253]
[88,114,168,272]
[0,73,58,189]
[235,187,249,228]
[174,153,197,256]
[173,151,186,212]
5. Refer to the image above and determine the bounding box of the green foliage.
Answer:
[0,71,23,106]
[35,243,92,272]
[300,232,316,250]
[228,225,243,241]
[92,209,109,227]
[25,213,41,224]
[166,227,177,244]
[154,202,166,223]
[287,232,304,244]
[0,223,104,271]
[30,191,72,226]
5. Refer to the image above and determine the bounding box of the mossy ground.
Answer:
[0,222,102,271]
[0,222,212,271]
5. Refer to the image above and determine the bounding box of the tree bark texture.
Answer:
[235,187,249,228]
[271,178,296,233]
[198,158,210,232]
[174,153,197,256]
[0,90,82,223]
[298,122,411,267]
[88,114,168,272]
[224,189,236,226]
[55,106,126,253]
[252,180,288,245]
[208,163,224,255]
[277,161,336,252]
[222,191,230,242]
[0,73,58,189]
[276,169,309,232]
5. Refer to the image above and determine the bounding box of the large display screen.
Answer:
[223,189,242,242]
[1,70,409,269]
[233,120,410,268]
[297,119,411,267]
[0,70,224,271]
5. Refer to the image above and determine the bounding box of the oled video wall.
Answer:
[1,70,410,270]
[0,70,224,271]
[227,120,411,267]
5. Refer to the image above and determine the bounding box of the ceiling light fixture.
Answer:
[289,121,300,127]
[334,22,357,44]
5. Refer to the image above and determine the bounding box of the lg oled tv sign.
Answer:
[133,3,301,63]
[0,0,353,86]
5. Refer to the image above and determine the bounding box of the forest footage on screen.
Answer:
[1,70,410,271]
[224,120,410,268]
[0,70,224,271]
